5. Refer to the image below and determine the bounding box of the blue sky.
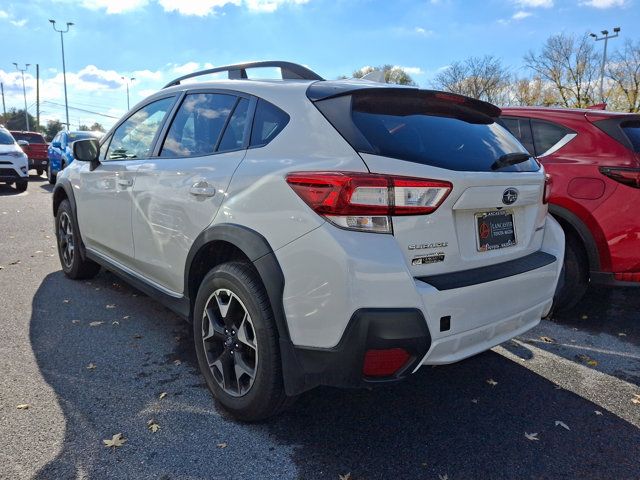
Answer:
[1,0,638,129]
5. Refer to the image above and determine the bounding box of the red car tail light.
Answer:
[286,172,452,233]
[599,167,640,189]
[362,348,411,377]
[543,173,552,204]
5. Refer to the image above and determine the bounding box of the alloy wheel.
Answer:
[202,289,258,397]
[58,211,74,268]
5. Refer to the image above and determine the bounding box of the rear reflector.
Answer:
[615,272,640,283]
[286,172,452,233]
[362,348,411,377]
[599,167,640,189]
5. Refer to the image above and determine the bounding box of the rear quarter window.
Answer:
[250,99,290,148]
[530,119,573,156]
[621,121,640,152]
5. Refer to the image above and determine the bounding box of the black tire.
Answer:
[36,168,44,176]
[55,199,101,280]
[554,231,589,312]
[15,180,28,192]
[193,262,291,421]
[47,164,56,185]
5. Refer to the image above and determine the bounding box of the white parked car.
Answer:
[0,126,29,191]
[52,61,564,420]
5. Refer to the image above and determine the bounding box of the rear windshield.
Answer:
[11,132,46,144]
[316,90,539,173]
[622,121,640,152]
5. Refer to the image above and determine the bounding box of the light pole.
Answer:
[590,27,621,104]
[50,19,74,130]
[13,63,30,131]
[121,76,136,110]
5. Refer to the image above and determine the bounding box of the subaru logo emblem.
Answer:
[502,188,518,205]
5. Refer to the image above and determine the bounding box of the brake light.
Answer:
[362,348,411,377]
[286,172,452,233]
[543,174,552,204]
[599,167,640,188]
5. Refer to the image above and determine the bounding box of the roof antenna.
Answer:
[360,70,385,83]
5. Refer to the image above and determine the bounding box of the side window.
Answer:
[531,119,572,156]
[250,99,290,148]
[218,98,250,152]
[500,117,535,155]
[100,135,112,161]
[106,96,175,160]
[160,93,236,158]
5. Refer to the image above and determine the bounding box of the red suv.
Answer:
[500,107,640,310]
[10,131,49,176]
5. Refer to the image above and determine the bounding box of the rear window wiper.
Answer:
[490,152,533,171]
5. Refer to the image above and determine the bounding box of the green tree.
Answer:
[44,120,64,141]
[89,122,105,132]
[78,124,90,131]
[1,108,38,131]
[351,65,418,86]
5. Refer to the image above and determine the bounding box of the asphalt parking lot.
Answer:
[1,175,639,480]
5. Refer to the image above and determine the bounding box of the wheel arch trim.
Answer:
[548,204,600,272]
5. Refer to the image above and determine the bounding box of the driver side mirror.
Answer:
[73,138,101,171]
[51,141,61,149]
[17,139,29,147]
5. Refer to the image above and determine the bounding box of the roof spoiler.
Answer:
[163,61,324,88]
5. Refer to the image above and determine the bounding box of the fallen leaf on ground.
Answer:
[173,359,182,366]
[0,266,4,270]
[554,384,562,390]
[471,398,478,404]
[486,378,498,386]
[524,432,539,441]
[159,392,167,399]
[147,420,160,433]
[581,315,588,320]
[594,410,603,415]
[618,332,627,337]
[89,321,104,327]
[339,474,351,480]
[438,475,449,480]
[133,334,142,339]
[555,420,570,431]
[71,320,80,324]
[122,315,130,320]
[103,433,126,449]
[576,354,598,366]
[106,304,116,309]
[632,394,640,405]
[63,299,70,304]
[112,321,120,326]
[16,404,30,410]
[86,363,96,370]
[217,442,227,449]
[539,336,555,343]
[9,260,20,265]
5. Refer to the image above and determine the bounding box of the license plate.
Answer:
[475,210,516,252]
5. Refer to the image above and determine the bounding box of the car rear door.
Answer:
[131,90,254,294]
[73,95,176,265]
[312,88,548,278]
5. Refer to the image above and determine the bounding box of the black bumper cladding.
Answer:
[291,308,431,391]
[417,251,557,291]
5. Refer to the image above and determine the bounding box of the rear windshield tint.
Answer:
[622,121,640,152]
[11,132,46,144]
[0,129,14,145]
[316,90,539,173]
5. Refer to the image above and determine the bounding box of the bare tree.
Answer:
[351,65,418,86]
[524,33,599,108]
[509,75,560,106]
[432,55,511,104]
[607,40,640,112]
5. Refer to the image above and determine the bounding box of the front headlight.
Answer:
[6,151,25,158]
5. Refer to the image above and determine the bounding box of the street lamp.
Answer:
[590,27,621,104]
[13,63,30,131]
[121,76,136,110]
[50,19,74,130]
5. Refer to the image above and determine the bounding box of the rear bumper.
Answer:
[28,158,48,169]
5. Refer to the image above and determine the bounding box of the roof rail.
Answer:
[163,61,324,88]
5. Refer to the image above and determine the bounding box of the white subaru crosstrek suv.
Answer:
[53,61,564,421]
[0,126,29,192]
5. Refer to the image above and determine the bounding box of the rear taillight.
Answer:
[543,174,552,204]
[599,167,640,189]
[285,172,452,233]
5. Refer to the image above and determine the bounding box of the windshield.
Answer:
[11,132,46,144]
[68,132,102,142]
[0,129,15,145]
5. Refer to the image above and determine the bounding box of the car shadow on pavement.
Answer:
[30,272,640,480]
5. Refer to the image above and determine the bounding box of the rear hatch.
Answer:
[11,132,48,159]
[309,84,547,276]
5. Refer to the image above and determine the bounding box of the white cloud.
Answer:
[10,19,27,27]
[0,10,8,18]
[78,0,149,14]
[512,10,532,19]
[395,66,424,75]
[414,27,435,36]
[514,0,553,7]
[171,62,202,75]
[580,0,626,7]
[158,0,307,15]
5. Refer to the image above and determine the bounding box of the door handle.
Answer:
[190,181,216,197]
[117,178,133,188]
